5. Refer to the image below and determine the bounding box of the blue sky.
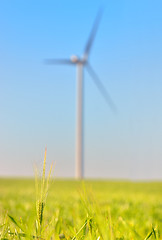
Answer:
[0,0,162,179]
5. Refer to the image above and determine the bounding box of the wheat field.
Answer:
[0,152,161,239]
[0,177,162,239]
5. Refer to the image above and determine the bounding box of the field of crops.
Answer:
[0,177,162,239]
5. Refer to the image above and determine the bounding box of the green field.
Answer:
[0,178,162,239]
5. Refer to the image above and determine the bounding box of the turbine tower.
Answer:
[45,9,116,179]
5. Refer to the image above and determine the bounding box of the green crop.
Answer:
[0,150,161,239]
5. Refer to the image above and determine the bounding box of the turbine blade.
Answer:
[44,59,73,65]
[83,8,103,61]
[86,63,117,113]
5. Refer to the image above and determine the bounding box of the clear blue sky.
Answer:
[0,0,162,179]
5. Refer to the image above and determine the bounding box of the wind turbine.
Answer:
[45,9,116,179]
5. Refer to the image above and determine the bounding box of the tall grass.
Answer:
[35,147,53,238]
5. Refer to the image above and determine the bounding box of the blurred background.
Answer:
[0,0,162,179]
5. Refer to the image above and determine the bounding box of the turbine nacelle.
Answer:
[70,55,87,65]
[70,55,79,63]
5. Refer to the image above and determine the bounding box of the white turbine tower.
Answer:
[45,9,116,179]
